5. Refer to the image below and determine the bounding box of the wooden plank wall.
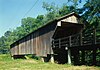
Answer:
[10,22,57,57]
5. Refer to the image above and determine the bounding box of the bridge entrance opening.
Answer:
[53,47,68,64]
[52,22,84,64]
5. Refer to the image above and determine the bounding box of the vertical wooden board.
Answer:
[36,31,39,56]
[21,39,24,54]
[42,35,47,56]
[28,35,31,54]
[21,40,23,54]
[13,44,17,55]
[14,45,17,55]
[17,43,19,55]
[20,40,22,54]
[23,38,25,54]
[46,33,49,54]
[27,36,29,54]
[39,35,43,56]
[36,33,39,56]
[20,41,22,55]
[32,37,35,54]
[29,35,31,54]
[38,35,41,56]
[40,35,43,56]
[26,35,31,54]
[39,36,42,56]
[33,33,36,54]
[16,44,18,55]
[30,35,32,54]
[25,38,27,54]
[19,41,21,55]
[18,41,20,55]
[26,37,28,54]
[46,34,50,54]
[32,33,34,54]
[32,34,35,54]
[20,40,23,55]
[24,38,26,54]
[19,40,22,55]
[28,36,31,54]
[31,34,34,54]
[38,32,40,56]
[35,32,37,55]
[40,35,44,56]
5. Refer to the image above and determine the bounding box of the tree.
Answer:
[4,31,11,38]
[42,2,60,21]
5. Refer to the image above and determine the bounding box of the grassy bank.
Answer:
[0,54,100,70]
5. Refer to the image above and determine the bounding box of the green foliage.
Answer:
[80,0,100,27]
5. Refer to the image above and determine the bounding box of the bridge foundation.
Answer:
[12,55,25,59]
[68,49,71,64]
[41,54,54,63]
[50,54,54,63]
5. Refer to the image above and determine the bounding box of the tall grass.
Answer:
[0,54,100,70]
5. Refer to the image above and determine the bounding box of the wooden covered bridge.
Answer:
[10,12,100,65]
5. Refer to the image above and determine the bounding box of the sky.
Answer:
[0,0,86,37]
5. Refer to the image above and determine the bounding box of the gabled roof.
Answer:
[56,12,80,21]
[10,12,80,47]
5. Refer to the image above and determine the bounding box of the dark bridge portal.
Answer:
[53,21,83,39]
[52,21,84,64]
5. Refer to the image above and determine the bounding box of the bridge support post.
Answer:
[67,36,72,64]
[50,54,54,63]
[68,49,71,64]
[41,57,45,62]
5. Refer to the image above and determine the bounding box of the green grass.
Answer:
[0,54,100,70]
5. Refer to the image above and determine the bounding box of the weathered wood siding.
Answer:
[61,15,78,23]
[10,22,57,57]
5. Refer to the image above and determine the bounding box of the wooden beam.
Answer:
[59,39,61,48]
[69,36,71,47]
[68,49,71,64]
[68,36,72,64]
[50,55,54,63]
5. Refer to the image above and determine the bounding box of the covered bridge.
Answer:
[10,12,100,65]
